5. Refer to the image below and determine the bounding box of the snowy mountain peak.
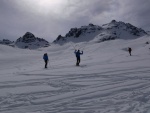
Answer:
[24,32,34,36]
[0,39,14,46]
[54,23,102,44]
[21,32,36,43]
[111,19,117,23]
[65,23,102,38]
[54,20,147,44]
[15,32,50,49]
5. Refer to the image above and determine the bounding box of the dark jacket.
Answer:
[43,53,49,60]
[74,50,83,58]
[128,48,132,52]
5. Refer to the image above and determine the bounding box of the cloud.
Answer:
[0,0,150,42]
[118,0,150,30]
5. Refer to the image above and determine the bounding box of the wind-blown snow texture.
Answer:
[0,36,150,113]
[0,33,150,113]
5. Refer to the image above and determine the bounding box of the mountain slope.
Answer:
[0,39,14,46]
[54,20,147,44]
[0,35,150,113]
[15,32,50,49]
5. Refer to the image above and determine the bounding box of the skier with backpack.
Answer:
[43,53,49,68]
[74,50,83,66]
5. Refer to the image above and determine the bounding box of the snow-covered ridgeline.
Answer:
[15,32,50,49]
[54,20,147,44]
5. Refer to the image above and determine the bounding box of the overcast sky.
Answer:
[0,0,150,42]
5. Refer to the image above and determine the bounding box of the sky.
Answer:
[0,0,150,42]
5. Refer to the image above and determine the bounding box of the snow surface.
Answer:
[0,35,150,113]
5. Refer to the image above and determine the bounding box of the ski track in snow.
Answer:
[0,38,150,113]
[1,68,150,113]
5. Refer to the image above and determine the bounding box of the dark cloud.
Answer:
[119,0,150,30]
[0,0,150,42]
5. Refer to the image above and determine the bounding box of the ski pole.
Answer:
[70,42,76,50]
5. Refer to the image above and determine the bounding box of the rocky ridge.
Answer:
[54,20,147,44]
[15,32,50,49]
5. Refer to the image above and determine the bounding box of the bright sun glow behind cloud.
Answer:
[21,0,68,15]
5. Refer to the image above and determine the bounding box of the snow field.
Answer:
[0,36,150,113]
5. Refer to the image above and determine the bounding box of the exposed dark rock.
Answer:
[0,39,14,45]
[53,20,148,44]
[15,32,50,49]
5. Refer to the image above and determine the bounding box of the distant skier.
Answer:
[43,53,49,68]
[74,50,83,66]
[128,47,132,56]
